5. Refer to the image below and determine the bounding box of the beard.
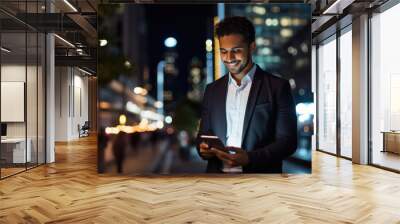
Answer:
[224,60,245,75]
[223,52,252,75]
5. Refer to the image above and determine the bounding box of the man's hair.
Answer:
[215,16,255,45]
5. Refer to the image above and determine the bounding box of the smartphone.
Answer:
[200,135,235,154]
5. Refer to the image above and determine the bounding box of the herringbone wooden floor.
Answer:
[1,135,400,223]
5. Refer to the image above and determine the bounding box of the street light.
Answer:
[164,37,177,48]
[99,39,108,47]
[165,116,173,124]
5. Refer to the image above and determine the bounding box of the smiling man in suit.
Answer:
[197,16,297,173]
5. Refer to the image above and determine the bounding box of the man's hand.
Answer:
[211,147,249,167]
[199,142,215,159]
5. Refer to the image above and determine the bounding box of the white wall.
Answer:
[1,64,45,163]
[352,14,369,164]
[55,67,89,141]
[1,65,41,138]
[55,66,69,141]
[1,65,26,139]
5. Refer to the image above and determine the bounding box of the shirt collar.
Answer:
[228,63,257,87]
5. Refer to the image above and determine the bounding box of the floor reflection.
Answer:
[372,150,400,171]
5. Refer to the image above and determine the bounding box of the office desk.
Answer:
[1,138,31,163]
[381,131,400,154]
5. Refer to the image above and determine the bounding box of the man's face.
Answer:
[219,34,255,75]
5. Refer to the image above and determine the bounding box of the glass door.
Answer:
[339,26,352,159]
[317,35,337,155]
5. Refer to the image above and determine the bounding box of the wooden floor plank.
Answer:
[0,135,400,223]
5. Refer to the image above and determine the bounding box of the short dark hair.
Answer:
[215,16,255,44]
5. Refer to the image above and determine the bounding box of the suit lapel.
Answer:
[215,75,228,145]
[241,66,263,145]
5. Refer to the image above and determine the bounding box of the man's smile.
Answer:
[225,61,240,67]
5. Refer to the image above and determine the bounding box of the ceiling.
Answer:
[1,0,97,74]
[0,0,394,74]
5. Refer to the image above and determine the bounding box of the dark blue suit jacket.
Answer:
[197,65,297,173]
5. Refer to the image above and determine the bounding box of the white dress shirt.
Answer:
[223,64,256,173]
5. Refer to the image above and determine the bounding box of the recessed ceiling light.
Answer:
[78,67,93,76]
[1,47,11,53]
[54,34,75,48]
[63,0,78,12]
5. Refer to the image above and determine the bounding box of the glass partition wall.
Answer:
[316,0,400,172]
[0,2,46,179]
[317,35,337,155]
[339,26,352,159]
[370,3,400,171]
[316,26,353,159]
